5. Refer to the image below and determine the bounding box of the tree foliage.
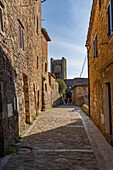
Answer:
[57,79,67,95]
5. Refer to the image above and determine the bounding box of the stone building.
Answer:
[86,0,113,144]
[0,0,42,156]
[41,28,60,110]
[51,57,67,79]
[72,82,88,106]
[48,72,61,107]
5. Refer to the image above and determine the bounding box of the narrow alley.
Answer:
[1,105,113,170]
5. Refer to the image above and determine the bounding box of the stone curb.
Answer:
[23,109,51,137]
[23,116,40,137]
[75,106,113,170]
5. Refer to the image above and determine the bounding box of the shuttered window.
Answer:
[0,6,3,32]
[111,0,113,31]
[18,20,24,51]
[107,1,113,38]
[107,4,111,37]
[94,35,97,60]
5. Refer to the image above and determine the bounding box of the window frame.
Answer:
[107,1,113,39]
[36,16,38,34]
[18,20,24,51]
[49,75,51,85]
[37,56,38,69]
[93,35,98,60]
[45,63,47,72]
[45,83,47,92]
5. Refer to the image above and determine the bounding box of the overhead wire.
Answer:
[79,54,87,77]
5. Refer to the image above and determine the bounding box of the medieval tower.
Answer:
[51,57,67,79]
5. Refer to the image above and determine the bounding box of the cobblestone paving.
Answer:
[3,105,99,170]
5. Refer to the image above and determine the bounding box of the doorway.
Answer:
[37,90,39,112]
[104,82,112,134]
[23,74,30,123]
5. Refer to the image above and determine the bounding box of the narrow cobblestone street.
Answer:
[1,105,113,170]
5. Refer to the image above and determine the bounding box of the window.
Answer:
[45,63,47,72]
[36,17,38,34]
[18,20,24,51]
[99,0,103,9]
[0,5,3,32]
[37,56,38,69]
[49,75,51,85]
[45,83,47,92]
[94,35,97,60]
[107,1,113,38]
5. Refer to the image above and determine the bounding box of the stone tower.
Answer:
[51,57,67,79]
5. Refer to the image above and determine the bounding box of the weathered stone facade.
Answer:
[41,28,61,110]
[0,0,42,156]
[51,57,67,79]
[72,83,88,106]
[86,0,113,144]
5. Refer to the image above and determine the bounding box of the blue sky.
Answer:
[42,0,93,79]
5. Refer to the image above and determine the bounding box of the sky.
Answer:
[42,0,93,79]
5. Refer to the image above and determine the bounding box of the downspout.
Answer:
[85,44,90,117]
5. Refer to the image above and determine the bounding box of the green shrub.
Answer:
[49,106,53,110]
[57,79,67,95]
[34,116,37,120]
[18,134,22,139]
[43,77,46,81]
[6,147,14,154]
[16,138,20,143]
[29,121,33,125]
[12,143,18,147]
[37,112,40,117]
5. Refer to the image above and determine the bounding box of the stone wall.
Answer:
[86,0,113,140]
[41,29,61,110]
[42,72,61,110]
[0,0,42,156]
[72,84,88,106]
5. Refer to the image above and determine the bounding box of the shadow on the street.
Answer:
[3,114,99,170]
[0,45,18,157]
[54,104,77,109]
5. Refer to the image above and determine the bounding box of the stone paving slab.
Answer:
[2,105,100,170]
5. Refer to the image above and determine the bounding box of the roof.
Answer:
[41,28,51,41]
[72,82,88,90]
[86,0,97,45]
[48,72,56,79]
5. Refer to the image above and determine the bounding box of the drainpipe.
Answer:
[85,44,90,117]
